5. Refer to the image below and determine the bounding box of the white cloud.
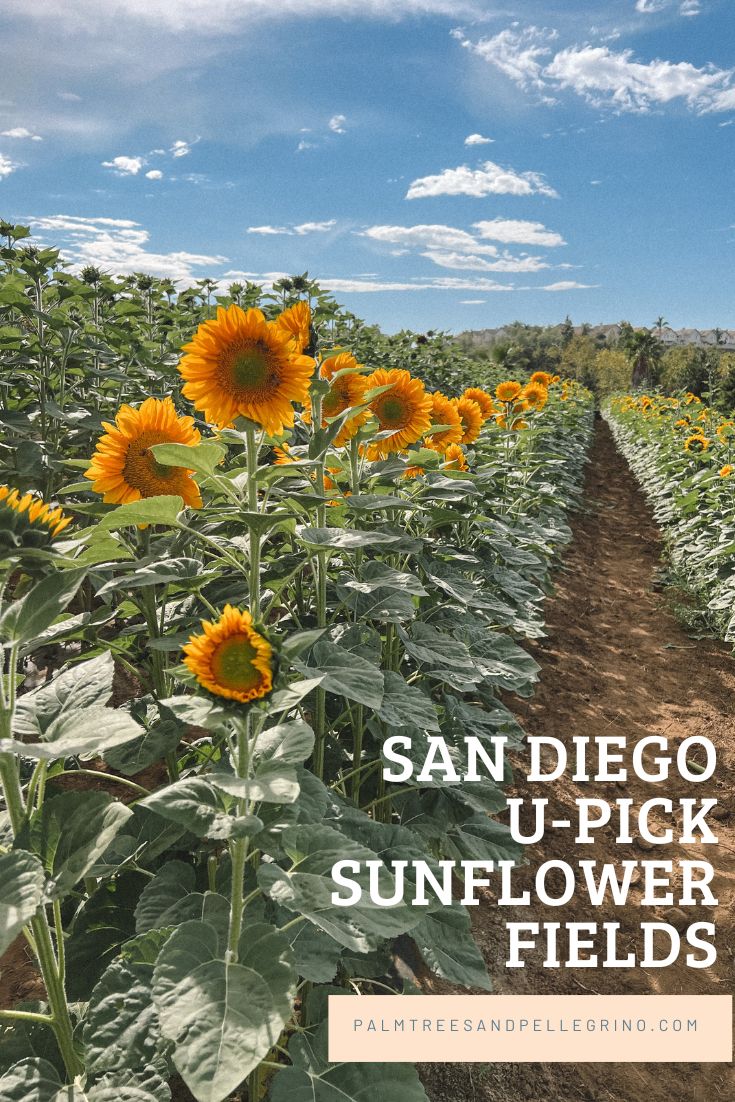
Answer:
[635,1,668,12]
[102,154,145,174]
[0,153,19,179]
[145,169,163,179]
[247,220,337,236]
[460,299,486,304]
[422,250,548,272]
[328,114,347,134]
[170,138,193,157]
[542,280,594,291]
[680,0,701,15]
[29,214,227,281]
[5,0,480,34]
[362,223,499,254]
[1,126,42,140]
[473,218,566,247]
[57,91,82,101]
[458,24,735,114]
[464,132,493,145]
[406,158,558,199]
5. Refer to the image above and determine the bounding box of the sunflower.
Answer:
[529,371,553,387]
[303,352,370,446]
[85,397,202,508]
[0,485,72,549]
[182,605,273,704]
[495,380,522,404]
[364,369,433,458]
[442,443,468,472]
[425,391,463,451]
[684,434,710,453]
[461,387,495,420]
[452,396,484,446]
[273,301,312,354]
[521,381,548,410]
[179,305,314,433]
[719,464,733,478]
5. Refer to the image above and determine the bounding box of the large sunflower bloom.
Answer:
[442,443,469,472]
[461,387,496,420]
[521,381,549,410]
[684,434,710,454]
[529,371,553,387]
[178,305,314,433]
[495,380,522,404]
[425,391,463,451]
[85,396,202,507]
[182,605,273,704]
[0,485,72,548]
[273,301,312,354]
[303,352,370,446]
[452,396,484,446]
[364,368,432,459]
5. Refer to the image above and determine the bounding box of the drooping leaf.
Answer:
[0,850,46,955]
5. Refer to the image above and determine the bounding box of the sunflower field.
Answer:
[0,224,593,1101]
[606,391,735,642]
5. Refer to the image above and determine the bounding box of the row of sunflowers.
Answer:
[0,287,594,1102]
[606,391,735,640]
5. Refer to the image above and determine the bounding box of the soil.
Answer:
[422,417,735,1102]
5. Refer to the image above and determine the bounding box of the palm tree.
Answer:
[654,315,668,337]
[624,329,664,388]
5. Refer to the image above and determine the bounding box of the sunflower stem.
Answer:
[310,383,328,780]
[245,423,262,615]
[227,711,252,959]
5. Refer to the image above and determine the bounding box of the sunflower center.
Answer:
[210,634,263,692]
[124,431,186,496]
[219,339,281,399]
[378,395,408,428]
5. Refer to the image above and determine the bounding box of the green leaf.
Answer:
[84,958,163,1081]
[153,919,296,1102]
[2,707,144,762]
[377,672,440,732]
[271,1019,429,1102]
[296,526,403,550]
[64,874,143,1000]
[134,862,229,935]
[139,777,261,840]
[412,906,492,990]
[99,495,184,530]
[150,440,226,477]
[299,641,384,710]
[15,791,133,899]
[104,718,181,775]
[10,632,113,732]
[0,1059,64,1102]
[257,824,419,953]
[0,850,45,955]
[0,567,87,644]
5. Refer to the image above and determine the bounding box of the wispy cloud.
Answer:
[247,220,337,236]
[361,220,566,273]
[542,280,595,291]
[456,24,735,115]
[464,132,493,145]
[1,126,42,141]
[406,158,558,199]
[170,138,196,157]
[145,169,164,180]
[328,114,347,134]
[7,0,481,34]
[29,214,227,281]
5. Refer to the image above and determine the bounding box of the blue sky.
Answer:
[1,0,734,333]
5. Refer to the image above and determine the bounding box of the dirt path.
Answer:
[423,417,735,1102]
